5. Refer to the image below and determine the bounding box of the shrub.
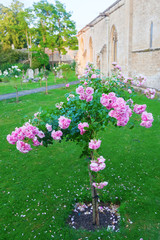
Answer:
[7,63,154,226]
[0,46,28,71]
[32,51,49,69]
[70,60,76,70]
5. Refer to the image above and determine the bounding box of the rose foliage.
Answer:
[7,63,154,191]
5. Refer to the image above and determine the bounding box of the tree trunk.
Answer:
[59,50,62,64]
[88,154,100,226]
[45,77,48,95]
[26,29,29,61]
[29,33,32,68]
[14,85,19,103]
[52,50,54,67]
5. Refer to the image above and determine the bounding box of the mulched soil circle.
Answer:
[68,202,120,231]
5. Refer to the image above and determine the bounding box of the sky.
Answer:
[1,0,116,31]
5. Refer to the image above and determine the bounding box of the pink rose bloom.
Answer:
[123,78,128,84]
[16,140,32,153]
[114,64,121,70]
[93,181,108,189]
[108,97,132,126]
[89,139,101,150]
[51,130,63,140]
[46,123,52,132]
[112,62,117,66]
[117,118,128,126]
[126,98,134,106]
[76,86,84,95]
[90,162,99,172]
[128,89,132,94]
[141,111,153,122]
[98,163,106,171]
[7,134,17,144]
[37,131,45,138]
[58,116,71,129]
[86,94,93,102]
[90,156,106,172]
[78,122,89,135]
[100,92,117,109]
[55,102,64,109]
[141,121,152,128]
[98,182,108,189]
[34,112,41,118]
[97,156,106,164]
[79,93,86,100]
[67,94,75,101]
[84,81,88,85]
[133,104,147,114]
[32,137,42,146]
[86,87,94,95]
[145,88,156,99]
[66,83,70,88]
[140,111,154,128]
[91,74,97,79]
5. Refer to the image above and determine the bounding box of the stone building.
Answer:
[45,48,78,64]
[77,0,160,90]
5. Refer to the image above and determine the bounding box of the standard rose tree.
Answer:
[7,63,154,226]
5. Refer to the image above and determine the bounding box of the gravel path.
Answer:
[0,80,80,101]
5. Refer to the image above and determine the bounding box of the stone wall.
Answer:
[77,0,160,89]
[130,0,160,90]
[132,49,160,90]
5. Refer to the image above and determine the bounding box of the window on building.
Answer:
[150,21,153,48]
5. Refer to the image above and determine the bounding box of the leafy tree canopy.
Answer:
[0,0,78,55]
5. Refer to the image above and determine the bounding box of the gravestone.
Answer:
[56,69,63,78]
[35,68,39,75]
[32,78,39,82]
[28,69,34,79]
[26,69,29,77]
[23,79,29,83]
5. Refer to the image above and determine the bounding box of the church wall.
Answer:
[132,0,160,51]
[77,0,160,89]
[132,50,160,90]
[131,0,160,90]
[108,0,130,75]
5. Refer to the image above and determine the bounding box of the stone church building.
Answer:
[77,0,160,90]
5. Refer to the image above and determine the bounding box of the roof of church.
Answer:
[78,0,122,35]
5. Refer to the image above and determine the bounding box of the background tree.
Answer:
[0,0,27,49]
[0,0,78,70]
[32,0,57,51]
[54,0,78,62]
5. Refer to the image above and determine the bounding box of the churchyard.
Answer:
[0,67,77,95]
[0,0,160,239]
[1,71,160,239]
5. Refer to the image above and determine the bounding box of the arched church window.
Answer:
[150,21,153,48]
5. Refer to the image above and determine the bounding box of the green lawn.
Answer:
[0,70,78,95]
[0,86,160,240]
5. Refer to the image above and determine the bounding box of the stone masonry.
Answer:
[77,0,160,90]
